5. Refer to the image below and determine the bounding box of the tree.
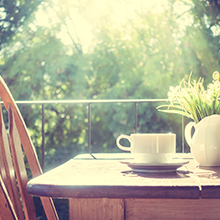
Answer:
[0,0,41,50]
[173,0,220,82]
[2,0,220,158]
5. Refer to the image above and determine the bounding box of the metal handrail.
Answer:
[14,99,167,105]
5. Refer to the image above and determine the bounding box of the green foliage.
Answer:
[1,0,220,162]
[0,0,40,49]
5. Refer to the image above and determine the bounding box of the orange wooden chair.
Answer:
[0,76,59,220]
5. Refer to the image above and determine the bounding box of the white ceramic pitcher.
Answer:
[185,114,220,166]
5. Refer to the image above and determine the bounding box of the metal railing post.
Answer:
[87,103,96,159]
[88,103,91,154]
[182,115,185,153]
[41,104,45,172]
[135,102,138,133]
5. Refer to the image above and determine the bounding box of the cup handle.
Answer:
[185,122,195,147]
[116,134,131,151]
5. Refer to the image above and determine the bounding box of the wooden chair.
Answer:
[0,76,59,220]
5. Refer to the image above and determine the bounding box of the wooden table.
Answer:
[27,153,220,220]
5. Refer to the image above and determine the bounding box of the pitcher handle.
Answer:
[185,122,195,147]
[116,134,132,151]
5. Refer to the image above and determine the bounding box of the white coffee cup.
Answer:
[116,133,176,163]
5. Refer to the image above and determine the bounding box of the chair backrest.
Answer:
[0,76,59,220]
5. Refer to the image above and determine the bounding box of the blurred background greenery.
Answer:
[1,0,220,218]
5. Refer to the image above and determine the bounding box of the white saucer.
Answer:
[120,159,189,173]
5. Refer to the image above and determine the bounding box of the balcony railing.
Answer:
[15,99,186,171]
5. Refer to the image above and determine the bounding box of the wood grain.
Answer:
[69,197,220,220]
[69,198,124,220]
[0,106,24,220]
[26,154,220,219]
[9,107,37,220]
[0,176,18,220]
[27,159,200,199]
[185,162,220,198]
[125,198,220,220]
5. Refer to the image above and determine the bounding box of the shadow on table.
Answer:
[121,169,192,179]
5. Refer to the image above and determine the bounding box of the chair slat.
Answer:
[8,107,37,220]
[0,106,24,220]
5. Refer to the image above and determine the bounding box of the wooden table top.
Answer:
[26,153,220,199]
